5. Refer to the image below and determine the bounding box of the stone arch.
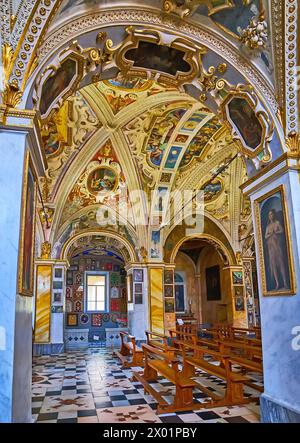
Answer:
[60,229,138,264]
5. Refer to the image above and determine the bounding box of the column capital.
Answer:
[0,106,47,176]
[240,151,300,197]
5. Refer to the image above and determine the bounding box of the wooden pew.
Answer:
[169,329,219,352]
[180,342,250,406]
[169,324,197,345]
[115,331,143,368]
[217,339,263,393]
[145,330,177,358]
[132,343,199,414]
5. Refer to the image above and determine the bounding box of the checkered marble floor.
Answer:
[32,347,261,423]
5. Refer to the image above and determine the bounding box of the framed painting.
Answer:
[54,268,63,278]
[164,285,174,298]
[53,280,63,290]
[235,296,245,312]
[67,313,78,327]
[91,313,102,327]
[18,152,37,296]
[134,283,143,293]
[53,292,62,303]
[164,298,175,313]
[254,185,296,296]
[110,286,119,299]
[135,293,143,305]
[133,269,143,282]
[232,271,243,285]
[110,299,120,312]
[205,265,221,301]
[164,270,174,285]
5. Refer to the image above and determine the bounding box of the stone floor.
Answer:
[32,347,261,423]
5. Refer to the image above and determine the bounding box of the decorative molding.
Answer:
[40,240,51,259]
[240,11,268,50]
[0,0,11,44]
[36,8,278,114]
[10,0,63,91]
[284,0,298,134]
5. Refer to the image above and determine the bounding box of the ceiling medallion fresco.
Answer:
[60,140,125,225]
[202,179,224,203]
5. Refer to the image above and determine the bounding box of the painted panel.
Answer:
[164,146,182,169]
[35,265,52,343]
[149,268,164,334]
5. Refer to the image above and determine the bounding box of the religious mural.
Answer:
[202,179,223,202]
[40,59,77,116]
[125,42,191,76]
[179,116,221,168]
[227,97,263,150]
[146,108,186,168]
[87,167,118,195]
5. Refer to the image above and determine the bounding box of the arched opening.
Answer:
[173,237,234,327]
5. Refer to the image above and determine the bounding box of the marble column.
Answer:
[33,260,67,355]
[148,265,165,334]
[126,265,149,341]
[0,109,46,423]
[242,158,300,422]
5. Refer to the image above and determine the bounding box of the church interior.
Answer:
[1,0,300,425]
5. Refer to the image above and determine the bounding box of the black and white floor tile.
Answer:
[32,348,261,423]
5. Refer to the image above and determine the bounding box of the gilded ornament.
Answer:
[286,132,300,154]
[41,241,51,260]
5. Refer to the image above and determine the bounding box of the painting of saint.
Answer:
[19,159,36,295]
[227,97,263,150]
[87,167,117,195]
[40,58,76,116]
[256,187,294,295]
[205,266,221,301]
[125,42,191,76]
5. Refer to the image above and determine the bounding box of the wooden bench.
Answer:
[217,340,263,393]
[169,324,197,343]
[145,330,177,358]
[115,331,143,368]
[169,329,219,352]
[132,343,199,414]
[180,342,250,406]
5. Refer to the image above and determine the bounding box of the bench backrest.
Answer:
[145,330,168,347]
[120,331,137,350]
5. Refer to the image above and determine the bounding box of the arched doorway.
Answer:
[172,236,236,327]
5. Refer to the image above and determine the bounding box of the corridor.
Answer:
[32,348,261,423]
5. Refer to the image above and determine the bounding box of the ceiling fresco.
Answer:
[42,73,250,256]
[8,1,272,260]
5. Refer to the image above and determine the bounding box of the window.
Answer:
[175,272,186,313]
[86,273,107,312]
